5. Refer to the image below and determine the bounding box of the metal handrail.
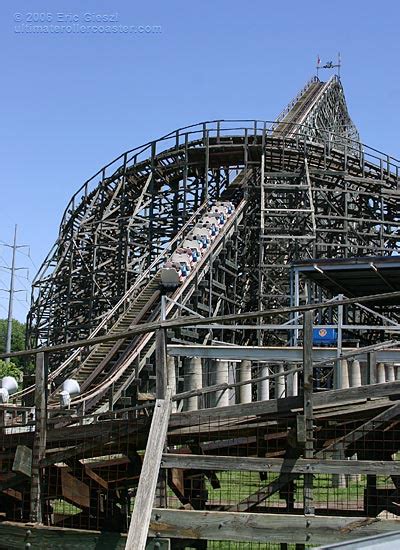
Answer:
[58,113,400,230]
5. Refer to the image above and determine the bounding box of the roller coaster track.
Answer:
[52,196,247,413]
[26,75,400,413]
[47,78,331,412]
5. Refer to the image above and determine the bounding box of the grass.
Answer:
[52,499,81,516]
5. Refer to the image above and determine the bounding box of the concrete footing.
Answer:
[184,357,202,411]
[238,360,252,404]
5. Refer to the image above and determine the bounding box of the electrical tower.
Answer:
[0,225,29,363]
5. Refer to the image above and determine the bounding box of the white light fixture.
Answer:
[59,379,80,409]
[0,376,19,404]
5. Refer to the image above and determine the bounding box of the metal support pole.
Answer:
[335,295,344,389]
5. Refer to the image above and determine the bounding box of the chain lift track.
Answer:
[26,75,400,413]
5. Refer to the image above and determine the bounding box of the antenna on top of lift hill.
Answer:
[316,52,341,79]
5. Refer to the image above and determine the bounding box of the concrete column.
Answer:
[377,362,386,384]
[167,355,177,412]
[276,364,286,399]
[184,357,202,411]
[386,363,395,382]
[287,371,298,397]
[350,359,361,388]
[342,359,350,389]
[238,360,252,404]
[396,364,400,381]
[215,360,229,408]
[258,364,269,401]
[335,359,349,389]
[346,454,361,486]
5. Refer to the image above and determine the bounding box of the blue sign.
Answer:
[313,327,337,345]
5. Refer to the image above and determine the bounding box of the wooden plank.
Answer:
[2,488,22,501]
[61,469,90,508]
[170,380,400,428]
[161,454,400,476]
[156,328,167,399]
[30,351,47,523]
[0,521,127,549]
[41,419,149,467]
[149,509,400,544]
[126,389,172,550]
[2,292,400,361]
[368,351,377,385]
[84,465,108,490]
[227,470,296,512]
[12,445,32,477]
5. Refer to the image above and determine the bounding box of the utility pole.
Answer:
[1,225,29,363]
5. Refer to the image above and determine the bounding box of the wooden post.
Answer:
[126,389,171,550]
[155,326,169,508]
[367,351,377,385]
[30,352,47,523]
[156,329,167,400]
[303,310,314,516]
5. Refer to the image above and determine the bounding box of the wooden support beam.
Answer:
[0,521,170,550]
[368,351,377,385]
[303,310,314,515]
[227,471,296,512]
[3,291,400,361]
[30,352,47,523]
[125,389,171,550]
[40,420,145,467]
[0,521,126,549]
[321,400,400,455]
[149,509,400,545]
[156,328,167,400]
[61,469,90,509]
[161,454,400,476]
[170,380,400,428]
[226,400,400,511]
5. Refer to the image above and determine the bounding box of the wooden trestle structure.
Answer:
[2,297,400,548]
[1,75,400,548]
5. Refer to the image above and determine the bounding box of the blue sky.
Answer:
[1,0,399,321]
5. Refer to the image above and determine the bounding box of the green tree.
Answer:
[0,318,26,368]
[0,359,22,382]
